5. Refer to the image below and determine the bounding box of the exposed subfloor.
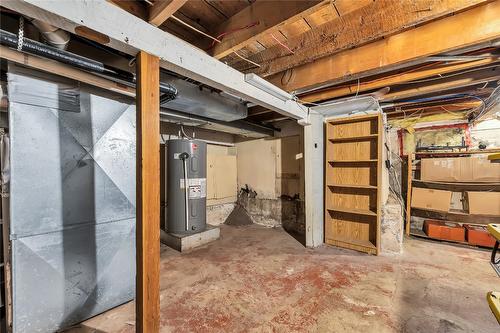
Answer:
[67,224,499,333]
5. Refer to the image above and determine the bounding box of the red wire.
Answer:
[207,21,260,50]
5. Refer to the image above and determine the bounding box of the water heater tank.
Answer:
[166,139,207,234]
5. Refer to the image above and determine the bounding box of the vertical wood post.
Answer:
[136,50,160,333]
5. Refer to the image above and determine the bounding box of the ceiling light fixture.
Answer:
[244,73,293,102]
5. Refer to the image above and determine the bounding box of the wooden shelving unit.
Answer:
[325,113,382,255]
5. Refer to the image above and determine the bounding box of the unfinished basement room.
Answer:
[1,0,500,332]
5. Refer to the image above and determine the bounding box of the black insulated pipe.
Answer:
[0,29,178,102]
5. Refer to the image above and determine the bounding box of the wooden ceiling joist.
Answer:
[210,0,325,59]
[109,0,147,20]
[301,58,500,103]
[378,67,500,102]
[385,101,482,119]
[149,0,188,27]
[268,1,500,93]
[235,0,489,77]
[4,0,308,120]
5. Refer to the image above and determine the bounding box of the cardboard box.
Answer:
[464,224,496,247]
[467,192,500,216]
[411,188,451,212]
[424,220,465,242]
[472,155,500,182]
[421,155,500,182]
[421,157,469,182]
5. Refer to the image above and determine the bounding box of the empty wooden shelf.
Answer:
[329,134,378,142]
[327,207,377,216]
[329,159,378,163]
[325,113,382,255]
[328,184,377,190]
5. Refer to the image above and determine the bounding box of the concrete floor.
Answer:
[67,224,499,333]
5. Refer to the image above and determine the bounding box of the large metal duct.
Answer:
[160,75,247,122]
[5,64,136,333]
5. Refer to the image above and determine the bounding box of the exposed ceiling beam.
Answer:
[379,68,499,102]
[236,0,490,77]
[301,57,500,102]
[248,107,273,117]
[108,0,147,20]
[267,1,500,93]
[210,0,325,59]
[4,0,308,121]
[149,0,188,27]
[385,101,482,119]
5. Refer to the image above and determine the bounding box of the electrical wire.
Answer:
[354,78,360,97]
[180,125,192,140]
[270,32,294,55]
[170,15,221,44]
[233,51,261,68]
[469,84,500,122]
[384,125,406,220]
[208,21,260,49]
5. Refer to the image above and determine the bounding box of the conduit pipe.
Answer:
[31,19,70,50]
[0,29,178,101]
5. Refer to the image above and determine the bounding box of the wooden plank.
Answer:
[328,207,377,217]
[405,155,413,236]
[414,148,500,157]
[489,153,500,161]
[376,114,382,254]
[379,68,500,102]
[411,208,499,224]
[149,0,188,26]
[211,0,325,59]
[303,2,338,27]
[329,134,378,142]
[136,51,160,333]
[268,1,500,92]
[108,0,147,20]
[386,101,482,119]
[237,0,489,78]
[6,0,309,120]
[302,58,499,102]
[328,184,377,190]
[412,179,500,191]
[329,159,378,163]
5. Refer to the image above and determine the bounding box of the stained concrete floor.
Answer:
[67,224,499,333]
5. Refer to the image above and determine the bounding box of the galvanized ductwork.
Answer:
[0,29,178,102]
[160,75,247,122]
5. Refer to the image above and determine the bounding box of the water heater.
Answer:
[166,139,207,234]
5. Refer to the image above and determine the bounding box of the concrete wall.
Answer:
[235,120,305,234]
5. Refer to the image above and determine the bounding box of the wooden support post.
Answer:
[405,154,413,236]
[136,50,160,333]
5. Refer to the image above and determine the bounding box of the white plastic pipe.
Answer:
[31,19,70,50]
